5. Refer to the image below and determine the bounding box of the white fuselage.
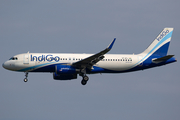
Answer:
[3,53,139,72]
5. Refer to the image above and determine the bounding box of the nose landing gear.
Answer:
[24,72,28,82]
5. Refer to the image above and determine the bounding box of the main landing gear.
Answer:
[81,75,89,85]
[80,68,89,85]
[24,72,28,82]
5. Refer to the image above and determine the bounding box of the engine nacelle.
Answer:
[55,65,77,74]
[53,72,77,80]
[54,65,77,80]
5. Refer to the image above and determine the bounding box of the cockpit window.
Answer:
[9,57,18,60]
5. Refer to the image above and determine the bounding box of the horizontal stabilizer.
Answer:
[152,55,174,62]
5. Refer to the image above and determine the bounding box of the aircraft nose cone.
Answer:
[2,62,7,69]
[2,63,4,67]
[2,61,16,71]
[2,61,9,70]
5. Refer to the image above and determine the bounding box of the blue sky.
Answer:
[1,0,180,120]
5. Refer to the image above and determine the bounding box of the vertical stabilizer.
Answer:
[141,28,173,57]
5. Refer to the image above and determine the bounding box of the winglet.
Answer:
[107,38,116,49]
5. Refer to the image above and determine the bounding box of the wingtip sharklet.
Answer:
[107,38,116,49]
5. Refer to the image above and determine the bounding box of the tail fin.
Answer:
[141,28,173,57]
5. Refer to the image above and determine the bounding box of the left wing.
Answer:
[72,38,116,69]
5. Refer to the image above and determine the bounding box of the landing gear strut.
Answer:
[24,72,28,82]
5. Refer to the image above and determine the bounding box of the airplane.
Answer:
[2,28,177,85]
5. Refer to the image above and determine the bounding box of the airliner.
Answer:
[2,28,177,85]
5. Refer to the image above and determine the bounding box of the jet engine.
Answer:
[53,65,78,80]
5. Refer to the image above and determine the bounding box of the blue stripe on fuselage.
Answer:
[18,62,62,72]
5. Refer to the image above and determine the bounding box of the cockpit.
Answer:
[9,57,18,60]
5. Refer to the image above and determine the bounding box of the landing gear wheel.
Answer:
[83,76,89,81]
[24,78,28,82]
[24,72,28,82]
[81,76,89,85]
[81,80,87,85]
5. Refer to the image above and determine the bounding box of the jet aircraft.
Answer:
[3,28,177,85]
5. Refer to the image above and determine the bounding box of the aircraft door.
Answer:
[138,56,143,61]
[23,54,29,64]
[138,55,143,66]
